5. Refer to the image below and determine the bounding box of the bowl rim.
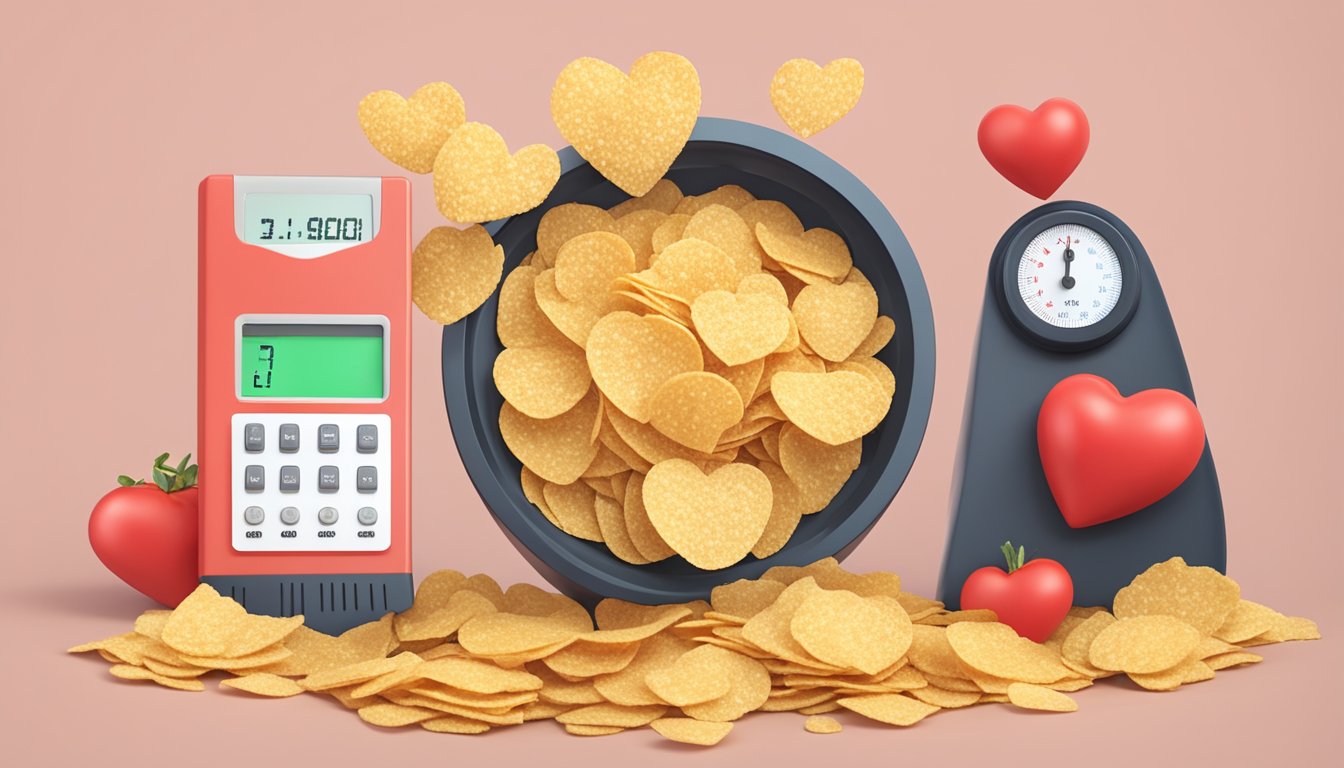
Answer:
[441,116,936,602]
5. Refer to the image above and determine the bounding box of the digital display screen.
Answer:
[241,324,383,398]
[243,193,373,244]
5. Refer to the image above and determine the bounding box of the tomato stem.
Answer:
[1000,540,1027,573]
[120,452,198,493]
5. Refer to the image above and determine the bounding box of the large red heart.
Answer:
[1038,374,1205,528]
[978,98,1089,199]
[88,485,199,607]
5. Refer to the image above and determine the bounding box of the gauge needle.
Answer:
[1061,236,1076,289]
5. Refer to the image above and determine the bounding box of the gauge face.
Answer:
[1016,224,1122,329]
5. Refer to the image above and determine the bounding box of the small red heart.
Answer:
[1038,374,1205,529]
[88,485,199,607]
[961,557,1073,643]
[978,98,1089,199]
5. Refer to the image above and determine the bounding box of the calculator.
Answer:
[198,175,413,634]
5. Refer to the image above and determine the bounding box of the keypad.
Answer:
[230,414,391,553]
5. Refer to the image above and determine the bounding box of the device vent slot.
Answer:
[369,583,376,612]
[341,582,348,612]
[353,581,359,611]
[320,582,327,613]
[299,582,306,615]
[382,583,388,611]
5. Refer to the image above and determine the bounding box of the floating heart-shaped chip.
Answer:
[770,58,865,138]
[586,311,704,422]
[551,52,701,196]
[642,459,773,570]
[792,280,878,362]
[433,122,559,224]
[411,225,504,325]
[691,290,791,366]
[358,82,466,173]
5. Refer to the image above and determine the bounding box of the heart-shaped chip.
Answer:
[411,225,504,325]
[551,52,701,196]
[358,82,467,173]
[586,312,704,422]
[554,232,635,305]
[791,280,879,362]
[769,59,864,139]
[642,459,773,570]
[772,371,890,445]
[691,290,792,366]
[755,224,853,281]
[493,345,591,419]
[630,239,738,305]
[536,204,617,267]
[647,372,744,453]
[499,387,601,485]
[433,122,560,224]
[682,205,760,280]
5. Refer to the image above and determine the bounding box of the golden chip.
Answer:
[777,425,860,513]
[675,185,757,215]
[557,703,668,728]
[550,52,700,196]
[770,58,864,139]
[220,673,305,698]
[493,345,590,419]
[945,622,1071,684]
[650,717,732,746]
[804,714,844,734]
[691,290,792,366]
[790,589,912,675]
[1006,682,1078,712]
[772,371,889,445]
[541,481,604,542]
[433,122,559,224]
[837,693,938,726]
[1087,615,1201,674]
[497,264,570,348]
[792,279,878,362]
[756,224,852,281]
[641,459,773,570]
[682,204,761,280]
[358,82,466,173]
[612,209,668,269]
[610,179,684,217]
[500,385,600,485]
[535,204,617,267]
[554,231,635,304]
[412,225,505,325]
[647,372,744,453]
[1212,599,1281,644]
[108,664,205,692]
[586,311,704,423]
[1112,557,1240,634]
[679,649,772,722]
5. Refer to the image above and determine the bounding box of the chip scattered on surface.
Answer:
[551,52,701,196]
[358,82,467,173]
[70,557,1320,744]
[770,59,865,139]
[433,122,560,224]
[491,181,894,568]
[412,225,505,325]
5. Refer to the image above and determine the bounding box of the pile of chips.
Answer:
[72,557,1318,745]
[494,182,895,569]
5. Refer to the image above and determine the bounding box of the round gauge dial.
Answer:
[1016,223,1122,329]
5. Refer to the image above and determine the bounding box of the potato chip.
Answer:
[834,357,896,400]
[1253,614,1321,643]
[644,645,737,706]
[221,672,305,698]
[533,268,608,347]
[790,589,912,675]
[675,185,757,216]
[358,82,466,173]
[945,622,1071,684]
[1005,682,1078,712]
[1204,651,1263,671]
[792,279,878,362]
[647,372,744,453]
[557,703,668,728]
[610,179,684,218]
[1088,615,1201,674]
[593,495,652,565]
[642,459,773,569]
[586,312,704,423]
[420,716,493,734]
[497,265,570,349]
[395,588,498,643]
[551,52,700,196]
[750,465,804,559]
[358,702,440,728]
[691,290,792,366]
[108,663,205,692]
[499,388,600,485]
[633,238,740,305]
[837,693,938,726]
[301,652,422,692]
[412,225,505,325]
[535,204,617,266]
[617,474,676,562]
[563,724,625,736]
[650,213,692,254]
[433,122,559,224]
[1060,610,1115,677]
[541,481,604,542]
[777,425,860,514]
[544,638,641,678]
[802,714,843,734]
[493,345,590,419]
[772,371,889,445]
[1112,557,1240,635]
[756,224,852,281]
[682,205,761,279]
[554,231,634,304]
[650,717,732,746]
[770,59,864,139]
[1126,657,1215,691]
[679,649,772,722]
[1212,599,1281,644]
[850,315,895,360]
[458,610,583,658]
[612,209,668,269]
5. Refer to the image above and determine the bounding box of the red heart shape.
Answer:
[1038,374,1205,528]
[978,98,1089,199]
[88,485,199,607]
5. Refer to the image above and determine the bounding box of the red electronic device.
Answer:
[198,175,412,634]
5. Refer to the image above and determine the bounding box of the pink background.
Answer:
[3,0,1340,763]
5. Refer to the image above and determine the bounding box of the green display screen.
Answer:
[241,324,383,398]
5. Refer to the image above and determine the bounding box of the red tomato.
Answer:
[87,455,199,607]
[960,542,1073,643]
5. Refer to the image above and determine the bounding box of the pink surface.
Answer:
[2,1,1340,764]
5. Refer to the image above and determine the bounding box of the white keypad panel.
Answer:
[231,413,391,552]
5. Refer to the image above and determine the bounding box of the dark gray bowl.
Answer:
[442,117,934,605]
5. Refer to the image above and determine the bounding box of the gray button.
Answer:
[244,423,264,452]
[317,506,338,525]
[318,424,340,453]
[356,424,378,453]
[244,465,264,491]
[279,506,300,525]
[318,465,339,491]
[278,423,300,453]
[356,506,378,525]
[278,465,300,492]
[356,466,377,492]
[243,506,264,525]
